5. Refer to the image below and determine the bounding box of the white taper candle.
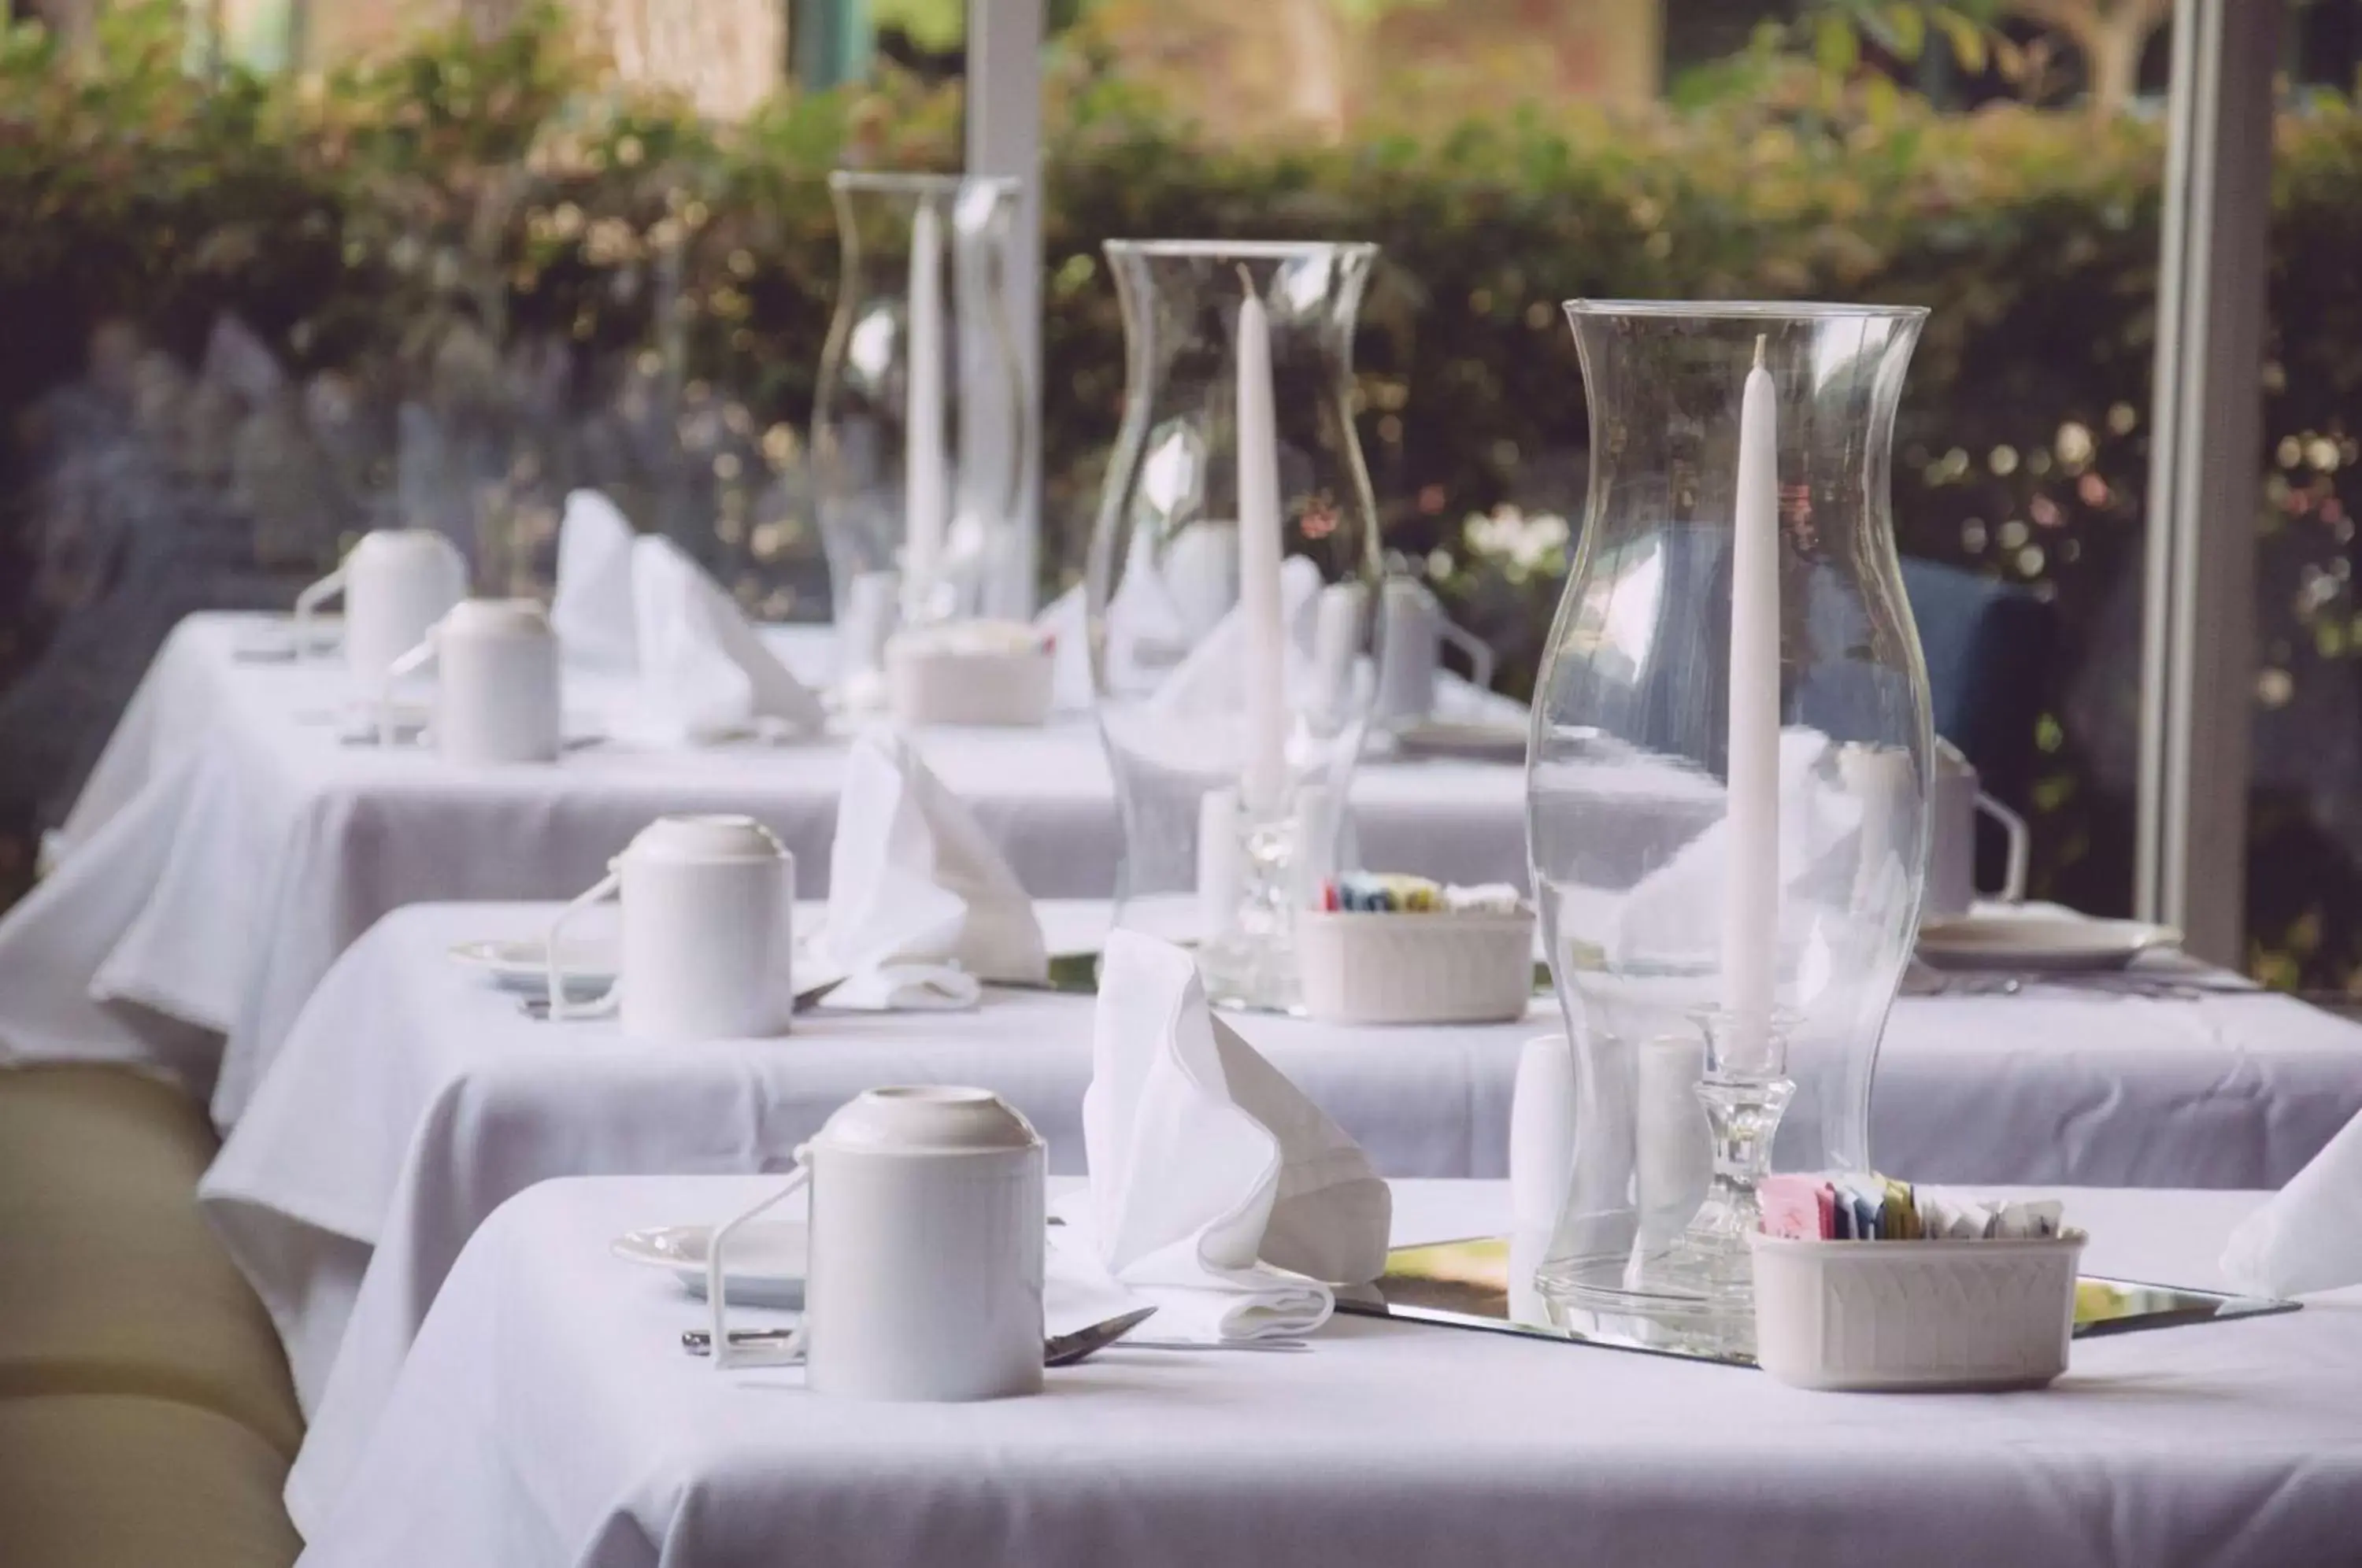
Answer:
[904,198,948,601]
[1236,274,1287,815]
[1723,335,1781,1071]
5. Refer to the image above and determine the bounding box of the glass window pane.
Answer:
[2251,6,2361,995]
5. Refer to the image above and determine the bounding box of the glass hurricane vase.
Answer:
[813,172,1029,659]
[1087,240,1384,1010]
[1527,301,1933,1359]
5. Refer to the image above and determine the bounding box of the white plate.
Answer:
[611,1222,806,1307]
[1916,912,2182,971]
[448,938,620,997]
[1391,719,1527,763]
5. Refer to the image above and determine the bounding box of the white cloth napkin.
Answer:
[2223,1108,2362,1297]
[619,535,825,746]
[550,490,639,672]
[1145,557,1324,720]
[809,730,1049,1011]
[1062,930,1392,1341]
[1611,727,1863,963]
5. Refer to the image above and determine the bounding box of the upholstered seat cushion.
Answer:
[0,1393,299,1568]
[0,1066,302,1455]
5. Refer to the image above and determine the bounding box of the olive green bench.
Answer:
[0,1065,302,1567]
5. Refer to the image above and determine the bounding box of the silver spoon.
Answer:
[681,1305,1161,1367]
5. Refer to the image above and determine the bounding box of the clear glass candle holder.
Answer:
[814,173,1028,661]
[1087,240,1384,1010]
[1527,300,1933,1358]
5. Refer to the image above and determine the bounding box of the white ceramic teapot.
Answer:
[546,815,796,1041]
[706,1085,1046,1402]
[1924,740,2030,924]
[382,598,561,764]
[1374,576,1494,729]
[294,528,467,682]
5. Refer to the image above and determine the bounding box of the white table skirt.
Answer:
[0,612,1526,1121]
[290,1176,2362,1568]
[205,900,2362,1493]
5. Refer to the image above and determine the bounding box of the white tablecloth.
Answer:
[205,900,2362,1484]
[292,1176,2362,1568]
[0,612,1525,1121]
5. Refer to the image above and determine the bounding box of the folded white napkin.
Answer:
[620,535,826,746]
[2223,1109,2362,1297]
[1061,930,1391,1341]
[1611,727,1863,963]
[1145,557,1324,721]
[809,729,1049,1010]
[551,490,639,671]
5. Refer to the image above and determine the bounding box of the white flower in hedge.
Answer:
[1462,505,1571,582]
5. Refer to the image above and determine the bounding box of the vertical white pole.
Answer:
[965,0,1045,619]
[2136,0,2278,967]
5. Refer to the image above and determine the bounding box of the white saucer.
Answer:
[1392,718,1527,763]
[1916,912,2182,971]
[448,938,620,997]
[612,1222,807,1307]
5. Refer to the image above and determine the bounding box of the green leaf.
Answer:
[1816,13,1861,80]
[1935,12,1988,76]
[1883,5,1927,61]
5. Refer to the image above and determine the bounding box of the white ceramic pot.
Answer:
[884,621,1055,727]
[1924,741,2030,923]
[547,815,794,1041]
[1750,1230,2084,1391]
[1374,576,1494,729]
[1295,908,1535,1025]
[294,529,467,682]
[707,1085,1046,1403]
[384,599,561,764]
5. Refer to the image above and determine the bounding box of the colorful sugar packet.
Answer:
[1324,873,1526,915]
[1759,1174,2064,1242]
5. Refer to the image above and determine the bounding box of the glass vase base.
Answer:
[1196,930,1303,1015]
[1532,1251,1759,1362]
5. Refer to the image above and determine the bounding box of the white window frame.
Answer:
[2137,0,2280,966]
[965,0,1045,616]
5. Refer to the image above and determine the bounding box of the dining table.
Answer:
[0,610,1528,1122]
[198,895,2362,1498]
[287,1174,2362,1568]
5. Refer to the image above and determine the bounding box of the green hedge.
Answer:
[2,6,2359,986]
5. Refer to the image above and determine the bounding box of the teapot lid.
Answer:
[627,813,786,864]
[354,527,463,557]
[815,1085,1041,1155]
[442,597,550,638]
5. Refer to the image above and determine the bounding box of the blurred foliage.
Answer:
[3,3,2361,986]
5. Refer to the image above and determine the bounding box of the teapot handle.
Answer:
[1437,619,1497,694]
[708,1150,813,1370]
[545,867,623,1021]
[292,566,346,660]
[1972,793,2031,904]
[377,635,438,748]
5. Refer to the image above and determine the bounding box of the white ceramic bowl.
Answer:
[1749,1230,2086,1392]
[885,634,1054,727]
[1294,909,1535,1026]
